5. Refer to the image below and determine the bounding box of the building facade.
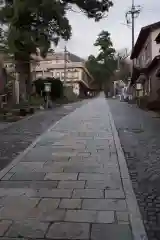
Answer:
[31,52,96,97]
[0,51,97,102]
[131,21,160,102]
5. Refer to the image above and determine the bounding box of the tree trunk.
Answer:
[15,55,31,102]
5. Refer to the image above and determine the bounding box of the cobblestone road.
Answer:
[108,99,160,240]
[0,101,85,171]
[0,96,146,240]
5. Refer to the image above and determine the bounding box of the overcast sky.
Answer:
[56,0,160,59]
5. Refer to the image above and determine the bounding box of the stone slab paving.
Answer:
[0,100,86,171]
[0,95,147,239]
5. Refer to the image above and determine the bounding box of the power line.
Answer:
[120,23,132,29]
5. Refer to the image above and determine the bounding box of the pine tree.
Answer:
[86,31,117,89]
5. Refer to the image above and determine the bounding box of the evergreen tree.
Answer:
[86,30,117,89]
[0,0,113,100]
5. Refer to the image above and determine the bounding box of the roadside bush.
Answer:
[50,78,63,100]
[34,78,44,95]
[29,96,44,106]
[34,78,63,100]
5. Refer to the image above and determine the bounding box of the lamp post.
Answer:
[64,45,68,85]
[44,82,51,109]
[136,81,143,105]
[136,82,142,90]
[113,81,117,98]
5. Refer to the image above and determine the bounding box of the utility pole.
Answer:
[125,0,141,52]
[64,45,67,85]
[131,0,135,51]
[125,0,141,98]
[117,56,120,71]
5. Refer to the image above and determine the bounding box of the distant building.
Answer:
[31,51,97,97]
[131,21,160,102]
[0,51,98,101]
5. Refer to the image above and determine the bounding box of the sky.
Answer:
[56,0,160,59]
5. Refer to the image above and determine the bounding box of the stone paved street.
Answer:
[0,96,147,240]
[0,101,85,171]
[108,99,160,240]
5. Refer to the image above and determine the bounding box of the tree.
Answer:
[86,55,106,88]
[115,59,131,83]
[0,0,113,101]
[114,49,131,84]
[95,31,117,77]
[86,30,117,89]
[94,31,115,61]
[116,48,130,61]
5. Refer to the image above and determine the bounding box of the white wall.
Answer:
[151,28,160,59]
[135,28,160,69]
[73,83,80,96]
[32,59,93,88]
[136,34,152,68]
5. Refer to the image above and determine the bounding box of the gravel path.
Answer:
[108,99,160,240]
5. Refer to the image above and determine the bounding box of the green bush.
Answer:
[34,78,63,100]
[29,96,44,106]
[34,78,44,95]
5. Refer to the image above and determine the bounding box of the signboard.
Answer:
[44,83,51,92]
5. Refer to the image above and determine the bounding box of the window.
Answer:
[74,70,79,78]
[61,72,64,81]
[145,77,151,95]
[139,54,143,67]
[55,57,59,63]
[56,72,60,78]
[71,72,75,78]
[67,70,72,79]
[144,44,150,63]
[148,77,151,93]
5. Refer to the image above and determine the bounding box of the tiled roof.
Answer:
[41,52,85,63]
[67,52,84,62]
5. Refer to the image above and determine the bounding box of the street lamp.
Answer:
[44,82,51,108]
[136,82,143,90]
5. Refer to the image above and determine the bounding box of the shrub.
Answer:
[34,78,63,100]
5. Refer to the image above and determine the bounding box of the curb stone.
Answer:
[107,100,148,240]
